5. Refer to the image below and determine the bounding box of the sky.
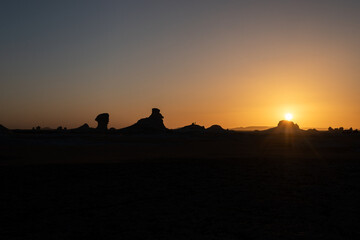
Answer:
[1,0,360,129]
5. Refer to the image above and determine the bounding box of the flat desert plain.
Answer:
[1,132,360,239]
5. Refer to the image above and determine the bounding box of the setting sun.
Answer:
[285,113,293,121]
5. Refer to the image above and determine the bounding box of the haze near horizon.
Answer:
[1,0,360,129]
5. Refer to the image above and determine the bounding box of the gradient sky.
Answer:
[1,0,360,129]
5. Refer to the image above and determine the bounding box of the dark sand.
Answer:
[1,132,360,239]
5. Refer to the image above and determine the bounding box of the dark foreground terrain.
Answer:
[1,132,360,239]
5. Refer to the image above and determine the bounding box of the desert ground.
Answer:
[1,132,360,239]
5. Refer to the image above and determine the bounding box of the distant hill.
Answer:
[303,127,328,131]
[206,125,226,133]
[232,126,272,131]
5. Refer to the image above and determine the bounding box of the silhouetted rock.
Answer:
[344,127,358,134]
[120,108,167,134]
[95,113,109,131]
[72,123,93,133]
[328,127,358,134]
[0,124,9,134]
[307,128,318,133]
[79,123,90,130]
[277,120,299,129]
[265,120,303,134]
[175,123,206,133]
[206,125,226,133]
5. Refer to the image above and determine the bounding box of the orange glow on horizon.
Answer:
[1,2,360,130]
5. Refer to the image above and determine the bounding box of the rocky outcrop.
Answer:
[206,125,226,133]
[265,120,303,134]
[0,124,9,134]
[120,108,167,133]
[175,123,205,133]
[95,113,109,131]
[71,123,92,133]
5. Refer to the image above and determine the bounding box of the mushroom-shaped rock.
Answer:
[95,113,109,131]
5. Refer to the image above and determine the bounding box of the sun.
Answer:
[285,113,293,121]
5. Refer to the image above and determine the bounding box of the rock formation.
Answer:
[206,124,226,133]
[120,108,167,133]
[0,124,9,134]
[277,120,300,131]
[265,120,303,134]
[95,113,109,131]
[72,123,92,133]
[175,123,205,133]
